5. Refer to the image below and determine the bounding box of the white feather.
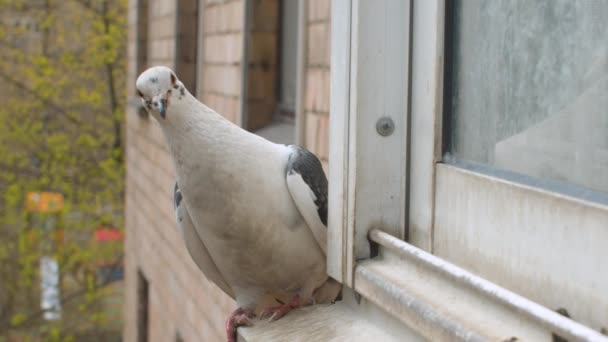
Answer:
[176,197,235,298]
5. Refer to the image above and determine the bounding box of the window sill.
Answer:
[355,229,607,341]
[239,229,607,341]
[237,288,422,342]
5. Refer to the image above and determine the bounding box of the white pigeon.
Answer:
[136,66,341,342]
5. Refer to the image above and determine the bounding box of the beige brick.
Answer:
[204,5,217,33]
[308,0,330,22]
[165,38,176,60]
[307,22,330,67]
[305,69,319,111]
[211,93,228,116]
[128,2,138,25]
[305,68,330,113]
[226,0,244,32]
[149,15,174,38]
[317,114,330,160]
[150,38,175,61]
[204,33,243,64]
[202,92,219,111]
[305,112,320,153]
[159,0,175,16]
[226,96,241,123]
[127,41,137,61]
[202,64,241,96]
[203,36,220,62]
[207,95,242,122]
[150,0,162,16]
[319,69,330,113]
[205,1,244,33]
[127,23,136,41]
[217,4,229,32]
[225,33,244,63]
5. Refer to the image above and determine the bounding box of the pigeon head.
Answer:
[136,66,185,120]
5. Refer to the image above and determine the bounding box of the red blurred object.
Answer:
[94,227,124,281]
[94,228,124,242]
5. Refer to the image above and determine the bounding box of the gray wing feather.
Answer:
[285,145,329,254]
[174,183,235,298]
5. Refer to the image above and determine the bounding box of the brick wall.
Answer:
[201,0,244,124]
[304,0,331,166]
[124,1,235,341]
[124,111,236,341]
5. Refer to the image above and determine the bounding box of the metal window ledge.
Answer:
[354,229,608,342]
[239,229,607,341]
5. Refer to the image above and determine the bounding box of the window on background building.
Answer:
[176,0,199,95]
[277,0,299,121]
[445,0,608,196]
[137,270,149,342]
[136,0,149,117]
[249,0,300,145]
[136,0,149,77]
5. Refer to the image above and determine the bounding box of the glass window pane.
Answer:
[447,0,608,193]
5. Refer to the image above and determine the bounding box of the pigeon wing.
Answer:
[174,183,235,298]
[285,145,328,255]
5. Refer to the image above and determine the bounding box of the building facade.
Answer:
[124,0,331,341]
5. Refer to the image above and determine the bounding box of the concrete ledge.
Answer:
[238,289,423,342]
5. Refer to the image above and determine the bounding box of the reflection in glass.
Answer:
[447,0,608,193]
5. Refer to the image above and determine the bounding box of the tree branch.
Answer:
[0,253,124,331]
[101,0,123,162]
[0,70,80,126]
[71,0,102,16]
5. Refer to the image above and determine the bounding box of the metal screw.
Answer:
[376,117,395,137]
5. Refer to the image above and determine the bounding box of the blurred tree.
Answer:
[0,0,126,340]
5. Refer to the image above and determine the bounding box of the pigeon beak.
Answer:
[152,95,167,119]
[158,100,166,119]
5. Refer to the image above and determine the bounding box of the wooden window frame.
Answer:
[135,0,150,118]
[135,0,149,77]
[175,0,200,95]
[137,270,150,342]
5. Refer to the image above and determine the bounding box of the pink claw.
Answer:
[226,307,256,342]
[260,295,302,321]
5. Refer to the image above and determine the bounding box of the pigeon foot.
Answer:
[226,307,256,342]
[260,294,305,321]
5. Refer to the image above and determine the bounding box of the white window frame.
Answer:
[328,0,608,340]
[328,0,409,286]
